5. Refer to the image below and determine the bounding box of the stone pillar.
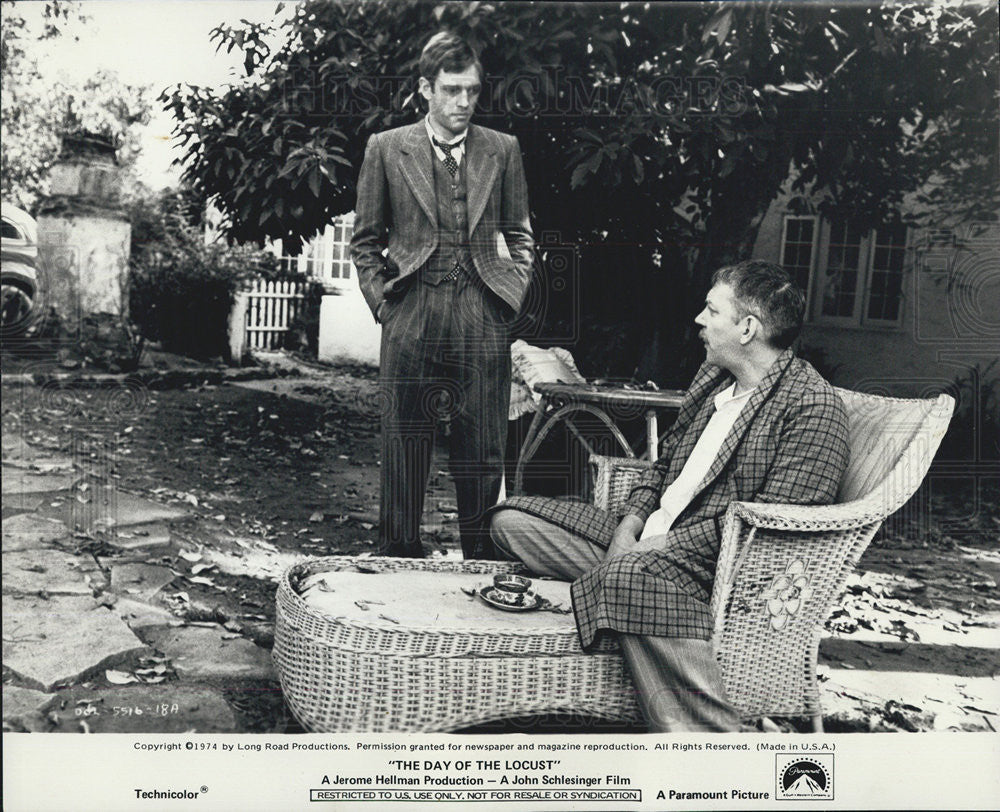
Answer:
[35,133,138,370]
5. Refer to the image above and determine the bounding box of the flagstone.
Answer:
[1,465,79,494]
[106,522,173,551]
[144,625,277,682]
[3,595,148,690]
[2,595,148,691]
[112,597,182,631]
[2,684,55,724]
[2,549,105,595]
[1,514,71,551]
[4,455,75,473]
[2,493,45,515]
[62,491,191,527]
[110,563,176,601]
[1,433,48,461]
[40,685,238,733]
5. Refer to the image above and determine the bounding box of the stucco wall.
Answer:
[317,281,381,366]
[36,212,130,321]
[752,191,999,398]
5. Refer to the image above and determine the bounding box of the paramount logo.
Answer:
[776,755,834,801]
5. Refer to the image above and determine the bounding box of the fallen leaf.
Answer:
[105,669,138,685]
[191,563,216,575]
[179,551,202,562]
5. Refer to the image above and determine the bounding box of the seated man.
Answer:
[490,260,850,732]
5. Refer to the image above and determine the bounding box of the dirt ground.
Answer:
[2,358,998,733]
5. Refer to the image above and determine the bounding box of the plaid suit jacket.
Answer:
[499,349,849,647]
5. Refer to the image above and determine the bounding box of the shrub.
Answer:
[128,188,278,360]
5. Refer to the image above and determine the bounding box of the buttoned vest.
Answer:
[422,152,475,283]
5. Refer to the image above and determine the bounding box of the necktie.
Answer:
[432,136,463,177]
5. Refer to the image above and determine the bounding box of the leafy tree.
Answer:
[164,0,998,382]
[1,0,152,210]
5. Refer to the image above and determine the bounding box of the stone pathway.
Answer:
[1,428,280,734]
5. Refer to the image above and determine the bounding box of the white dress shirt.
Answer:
[640,382,754,540]
[425,117,467,167]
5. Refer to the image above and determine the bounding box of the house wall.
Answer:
[317,280,380,366]
[752,191,1000,399]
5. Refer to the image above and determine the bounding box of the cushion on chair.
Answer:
[834,390,938,503]
[509,340,588,421]
[512,340,586,393]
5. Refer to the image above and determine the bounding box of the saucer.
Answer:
[477,585,540,612]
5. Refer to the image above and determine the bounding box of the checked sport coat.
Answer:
[499,348,850,647]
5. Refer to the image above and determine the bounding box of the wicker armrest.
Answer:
[727,497,887,533]
[589,454,653,513]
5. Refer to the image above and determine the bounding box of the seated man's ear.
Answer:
[740,315,760,345]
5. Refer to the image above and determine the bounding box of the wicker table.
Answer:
[514,382,685,494]
[274,556,642,732]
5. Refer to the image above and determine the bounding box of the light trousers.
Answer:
[491,508,740,732]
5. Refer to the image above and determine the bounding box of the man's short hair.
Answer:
[711,260,805,349]
[419,31,481,85]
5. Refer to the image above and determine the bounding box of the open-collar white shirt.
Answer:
[640,382,755,540]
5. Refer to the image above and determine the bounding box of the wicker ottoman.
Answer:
[273,556,642,732]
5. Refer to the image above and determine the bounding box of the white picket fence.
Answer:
[244,277,309,350]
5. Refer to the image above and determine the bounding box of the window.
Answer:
[275,214,355,284]
[819,221,866,321]
[779,216,817,298]
[865,223,907,323]
[329,217,353,281]
[779,215,908,327]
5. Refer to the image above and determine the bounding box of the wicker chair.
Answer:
[589,389,954,731]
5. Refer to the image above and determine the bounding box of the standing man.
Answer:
[351,32,534,559]
[491,261,850,731]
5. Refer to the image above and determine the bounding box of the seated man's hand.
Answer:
[605,514,644,560]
